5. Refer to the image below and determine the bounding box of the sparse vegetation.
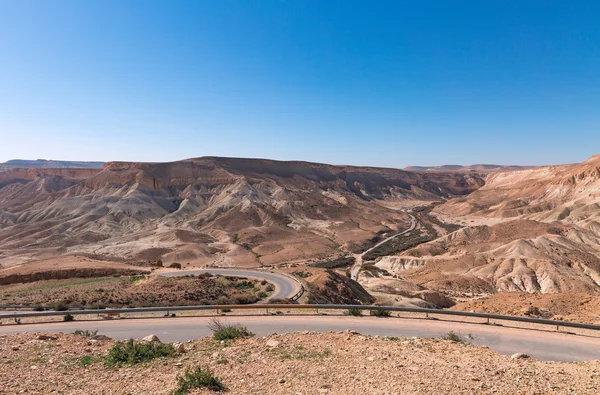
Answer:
[72,329,98,338]
[106,339,176,366]
[369,309,391,317]
[173,366,225,393]
[63,313,75,322]
[443,331,473,344]
[208,319,254,341]
[309,256,355,269]
[345,308,363,316]
[79,355,102,367]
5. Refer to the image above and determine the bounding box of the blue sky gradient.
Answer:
[1,1,599,167]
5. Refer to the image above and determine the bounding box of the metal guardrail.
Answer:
[2,304,600,332]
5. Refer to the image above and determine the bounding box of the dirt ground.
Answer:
[0,275,274,308]
[452,292,600,325]
[0,331,598,394]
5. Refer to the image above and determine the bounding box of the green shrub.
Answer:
[33,306,44,312]
[220,308,232,313]
[265,284,275,292]
[345,308,362,316]
[173,366,225,394]
[72,329,98,338]
[63,313,75,322]
[106,339,176,366]
[443,331,473,344]
[208,319,254,341]
[369,309,391,317]
[257,291,268,298]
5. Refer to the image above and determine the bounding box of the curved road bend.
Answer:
[1,315,599,362]
[158,268,301,301]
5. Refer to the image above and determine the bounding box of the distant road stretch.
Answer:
[1,315,600,362]
[157,268,301,301]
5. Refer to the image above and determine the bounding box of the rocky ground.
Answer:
[453,292,600,325]
[1,331,598,394]
[0,274,274,308]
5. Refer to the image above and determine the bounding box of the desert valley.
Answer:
[0,154,599,322]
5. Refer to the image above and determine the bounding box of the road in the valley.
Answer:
[351,214,417,280]
[158,268,301,301]
[1,315,599,362]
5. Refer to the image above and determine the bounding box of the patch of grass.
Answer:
[79,355,102,367]
[173,366,225,394]
[369,309,391,317]
[208,319,254,341]
[220,308,232,313]
[106,339,176,366]
[72,329,98,338]
[345,308,363,316]
[443,331,473,344]
[129,276,145,284]
[63,313,75,322]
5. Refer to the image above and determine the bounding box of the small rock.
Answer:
[11,346,19,351]
[173,343,186,353]
[266,339,281,348]
[141,334,161,343]
[30,366,38,370]
[37,335,57,341]
[511,353,530,360]
[346,329,359,335]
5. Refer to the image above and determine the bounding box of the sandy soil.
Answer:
[1,331,598,394]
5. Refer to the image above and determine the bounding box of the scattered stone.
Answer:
[141,334,161,343]
[279,379,286,384]
[511,353,530,360]
[173,343,186,353]
[37,335,57,341]
[266,339,281,348]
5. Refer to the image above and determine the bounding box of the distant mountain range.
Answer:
[403,164,537,173]
[0,159,105,169]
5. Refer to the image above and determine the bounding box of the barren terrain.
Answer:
[0,274,274,308]
[0,331,598,394]
[1,155,600,321]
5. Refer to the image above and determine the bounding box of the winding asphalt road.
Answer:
[3,268,600,362]
[158,268,301,301]
[1,315,600,362]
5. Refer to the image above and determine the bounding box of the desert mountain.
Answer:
[0,159,105,169]
[0,157,484,268]
[367,155,600,298]
[404,164,536,173]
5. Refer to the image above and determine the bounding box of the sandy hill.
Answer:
[0,157,484,268]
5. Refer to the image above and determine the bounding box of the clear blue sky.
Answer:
[1,1,599,167]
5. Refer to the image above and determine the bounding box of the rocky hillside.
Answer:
[0,157,484,268]
[436,154,600,223]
